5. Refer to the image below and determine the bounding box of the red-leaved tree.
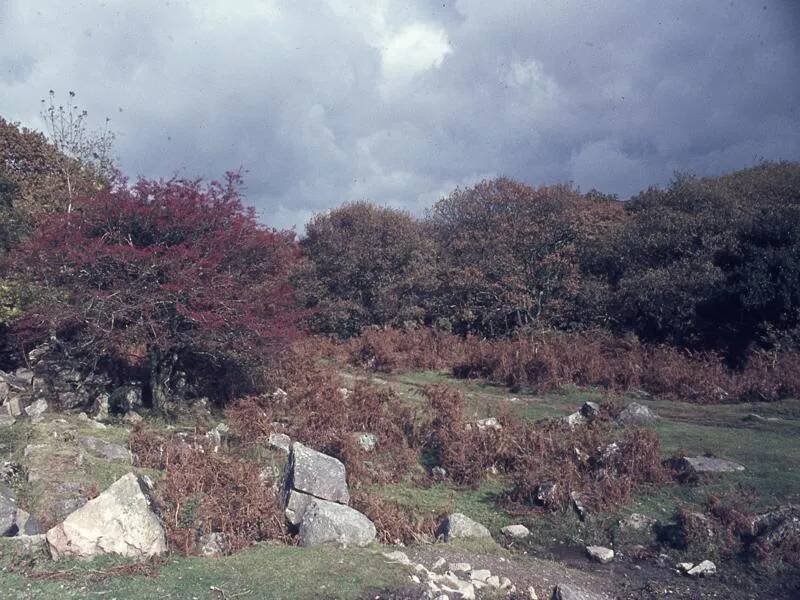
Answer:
[9,174,299,410]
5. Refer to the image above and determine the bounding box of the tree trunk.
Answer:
[149,346,177,414]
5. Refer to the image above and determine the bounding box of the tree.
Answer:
[9,175,300,410]
[426,178,623,336]
[298,202,436,336]
[596,162,800,357]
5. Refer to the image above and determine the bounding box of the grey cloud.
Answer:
[1,0,798,230]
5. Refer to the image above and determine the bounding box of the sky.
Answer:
[1,0,799,230]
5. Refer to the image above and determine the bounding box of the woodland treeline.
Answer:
[2,112,799,407]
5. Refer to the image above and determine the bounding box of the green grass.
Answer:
[0,542,406,599]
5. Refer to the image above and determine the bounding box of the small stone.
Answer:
[586,545,614,563]
[199,532,228,557]
[382,550,411,565]
[24,399,48,420]
[564,411,586,428]
[553,584,607,600]
[500,576,512,589]
[431,466,447,480]
[677,456,745,474]
[476,417,502,431]
[676,562,694,573]
[272,388,288,401]
[617,402,657,425]
[470,569,491,582]
[619,513,655,531]
[78,436,131,462]
[486,575,501,588]
[3,397,23,417]
[686,559,716,577]
[449,562,471,573]
[356,432,377,452]
[501,523,530,538]
[431,557,446,571]
[527,586,539,599]
[410,574,421,584]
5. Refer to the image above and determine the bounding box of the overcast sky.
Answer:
[1,1,799,230]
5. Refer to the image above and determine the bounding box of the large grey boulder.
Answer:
[616,402,657,425]
[78,436,131,462]
[46,473,166,560]
[298,498,375,547]
[677,456,744,474]
[284,489,316,526]
[442,513,491,541]
[286,442,350,504]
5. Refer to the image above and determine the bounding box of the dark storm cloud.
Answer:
[1,0,798,229]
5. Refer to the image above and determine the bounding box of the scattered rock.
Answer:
[449,562,471,572]
[431,557,447,571]
[78,436,131,462]
[686,560,716,577]
[527,586,539,599]
[553,584,608,600]
[3,396,23,417]
[272,388,288,402]
[441,579,476,600]
[586,545,614,563]
[617,402,657,425]
[356,432,377,452]
[470,568,491,582]
[476,417,502,431]
[564,412,586,428]
[441,513,491,541]
[297,498,376,547]
[677,456,745,474]
[24,399,48,420]
[286,442,350,505]
[750,505,800,549]
[619,513,655,531]
[580,401,600,419]
[268,432,292,454]
[46,473,167,560]
[431,466,447,480]
[382,550,411,565]
[199,532,229,557]
[501,523,530,538]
